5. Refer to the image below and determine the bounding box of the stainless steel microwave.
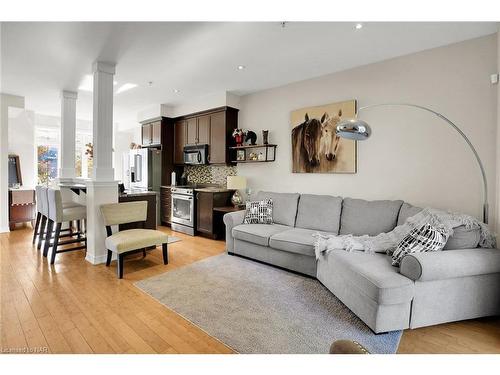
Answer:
[183,144,209,165]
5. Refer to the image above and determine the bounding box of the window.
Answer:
[35,124,59,185]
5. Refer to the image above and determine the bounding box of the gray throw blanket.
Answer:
[313,208,496,259]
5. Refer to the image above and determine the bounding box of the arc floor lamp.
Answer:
[335,103,489,224]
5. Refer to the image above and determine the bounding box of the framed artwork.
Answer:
[291,99,357,173]
[236,149,246,161]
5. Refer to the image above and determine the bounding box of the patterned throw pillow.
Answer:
[243,199,273,224]
[391,223,448,266]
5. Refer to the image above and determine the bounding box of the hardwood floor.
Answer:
[1,225,499,354]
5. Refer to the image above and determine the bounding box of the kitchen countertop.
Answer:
[119,190,157,198]
[162,184,233,193]
[194,187,232,193]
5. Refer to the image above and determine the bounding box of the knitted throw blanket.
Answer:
[313,208,496,259]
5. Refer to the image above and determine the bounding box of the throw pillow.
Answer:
[243,199,273,224]
[391,223,448,266]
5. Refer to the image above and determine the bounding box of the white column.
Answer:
[59,90,77,181]
[85,61,118,264]
[91,61,115,181]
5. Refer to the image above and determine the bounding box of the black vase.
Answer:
[262,130,269,145]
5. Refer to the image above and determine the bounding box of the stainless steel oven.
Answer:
[171,187,195,235]
[183,144,208,165]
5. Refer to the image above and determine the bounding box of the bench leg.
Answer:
[117,254,124,279]
[162,243,168,265]
[106,250,112,266]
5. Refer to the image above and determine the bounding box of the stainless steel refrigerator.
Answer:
[123,148,162,223]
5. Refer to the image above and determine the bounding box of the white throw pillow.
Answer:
[391,223,448,266]
[243,199,273,224]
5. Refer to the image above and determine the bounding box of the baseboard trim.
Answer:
[85,252,108,265]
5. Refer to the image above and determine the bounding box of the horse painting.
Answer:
[291,100,357,173]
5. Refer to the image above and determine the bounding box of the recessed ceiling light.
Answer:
[173,89,180,93]
[116,83,138,94]
[355,23,363,30]
[113,81,118,85]
[237,65,246,70]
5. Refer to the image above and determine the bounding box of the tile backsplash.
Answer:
[184,165,238,186]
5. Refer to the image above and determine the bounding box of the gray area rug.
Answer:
[135,254,402,354]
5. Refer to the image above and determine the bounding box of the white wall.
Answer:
[237,34,498,223]
[113,129,136,182]
[0,93,25,232]
[8,108,36,188]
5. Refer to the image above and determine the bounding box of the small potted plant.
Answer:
[232,128,244,146]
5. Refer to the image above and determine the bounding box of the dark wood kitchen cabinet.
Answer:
[209,111,227,164]
[196,190,232,238]
[197,115,211,144]
[172,106,239,165]
[160,186,172,225]
[186,117,198,144]
[141,120,162,146]
[174,120,187,164]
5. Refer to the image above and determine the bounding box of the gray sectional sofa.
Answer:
[223,191,500,333]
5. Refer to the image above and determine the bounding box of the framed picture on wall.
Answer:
[291,99,357,174]
[236,149,246,161]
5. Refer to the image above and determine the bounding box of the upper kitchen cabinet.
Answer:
[141,119,162,146]
[186,117,198,145]
[173,106,238,165]
[174,120,187,165]
[197,115,211,144]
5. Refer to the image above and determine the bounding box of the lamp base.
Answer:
[231,190,244,207]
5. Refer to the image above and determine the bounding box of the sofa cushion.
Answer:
[318,250,414,305]
[340,198,403,236]
[232,224,291,247]
[444,225,480,250]
[397,202,423,226]
[269,228,328,257]
[256,191,300,227]
[295,194,342,233]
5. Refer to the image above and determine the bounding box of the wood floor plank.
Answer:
[2,226,500,354]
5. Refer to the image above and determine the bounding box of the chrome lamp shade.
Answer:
[335,118,372,141]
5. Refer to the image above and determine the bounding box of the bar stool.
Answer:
[35,186,82,250]
[44,188,87,264]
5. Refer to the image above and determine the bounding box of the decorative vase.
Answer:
[235,134,243,146]
[231,190,243,207]
[262,130,269,145]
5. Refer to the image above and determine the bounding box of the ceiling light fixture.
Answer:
[355,23,363,30]
[115,83,138,94]
[237,65,246,70]
[173,89,180,93]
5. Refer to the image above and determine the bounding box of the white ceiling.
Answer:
[1,22,497,125]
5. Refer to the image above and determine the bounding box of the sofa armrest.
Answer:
[400,248,500,282]
[223,210,246,253]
